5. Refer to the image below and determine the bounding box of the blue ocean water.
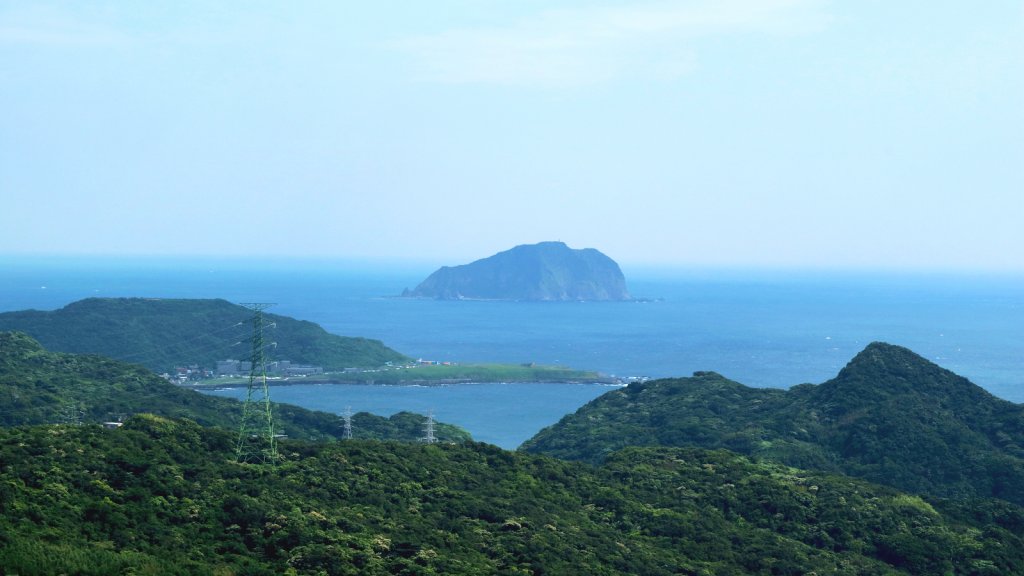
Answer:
[2,257,1022,445]
[204,382,620,449]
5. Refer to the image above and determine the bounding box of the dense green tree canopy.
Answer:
[522,343,1024,505]
[3,333,1023,574]
[2,417,1021,575]
[0,297,410,372]
[0,331,468,443]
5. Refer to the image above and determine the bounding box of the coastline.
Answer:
[183,363,622,389]
[186,375,622,389]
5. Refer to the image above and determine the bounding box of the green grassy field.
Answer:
[196,363,611,387]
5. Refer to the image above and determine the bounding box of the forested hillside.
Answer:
[522,342,1024,505]
[3,335,1024,574]
[0,297,409,372]
[2,416,1021,575]
[0,331,468,443]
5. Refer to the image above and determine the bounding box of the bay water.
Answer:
[204,382,621,449]
[2,257,1022,447]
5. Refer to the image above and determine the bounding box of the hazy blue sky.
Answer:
[2,1,1022,271]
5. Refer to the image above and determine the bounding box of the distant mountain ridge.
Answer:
[403,241,632,301]
[522,342,1024,505]
[0,297,410,373]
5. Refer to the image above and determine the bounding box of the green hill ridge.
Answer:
[3,335,1024,574]
[0,297,410,373]
[2,416,1022,575]
[522,342,1024,505]
[0,331,469,443]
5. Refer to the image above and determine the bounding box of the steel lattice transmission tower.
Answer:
[59,397,85,426]
[422,410,437,444]
[341,406,353,440]
[235,303,279,465]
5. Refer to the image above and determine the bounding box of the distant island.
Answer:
[402,241,632,301]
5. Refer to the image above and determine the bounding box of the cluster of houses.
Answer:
[215,359,324,377]
[416,359,455,366]
[161,359,325,383]
[162,365,214,383]
[160,357,462,385]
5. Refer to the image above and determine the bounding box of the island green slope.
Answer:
[404,241,632,301]
[2,416,1021,575]
[0,297,410,373]
[522,342,1024,505]
[0,331,469,443]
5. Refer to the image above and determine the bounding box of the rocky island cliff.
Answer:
[403,241,632,301]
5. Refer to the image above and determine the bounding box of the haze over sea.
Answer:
[3,257,1022,447]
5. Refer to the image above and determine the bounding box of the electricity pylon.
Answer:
[422,410,437,444]
[235,303,278,465]
[341,406,353,440]
[59,398,85,426]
